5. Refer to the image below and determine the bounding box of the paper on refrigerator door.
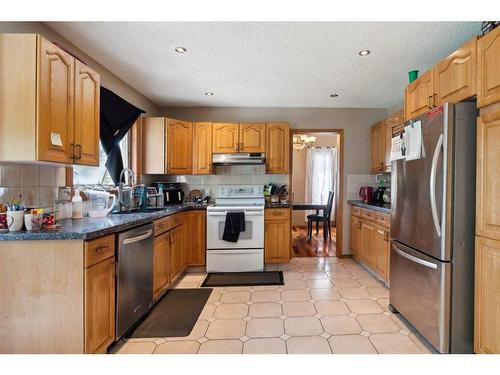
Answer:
[390,134,405,161]
[404,121,422,161]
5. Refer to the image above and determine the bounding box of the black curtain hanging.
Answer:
[100,87,145,185]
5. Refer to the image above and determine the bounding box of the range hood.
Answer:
[212,153,266,166]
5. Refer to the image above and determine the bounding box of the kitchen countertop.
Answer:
[0,203,208,241]
[348,200,391,214]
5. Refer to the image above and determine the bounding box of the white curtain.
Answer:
[304,147,337,221]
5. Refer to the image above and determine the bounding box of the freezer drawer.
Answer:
[389,241,451,353]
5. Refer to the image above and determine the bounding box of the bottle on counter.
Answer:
[72,188,83,219]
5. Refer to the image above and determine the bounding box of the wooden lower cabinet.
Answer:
[360,220,375,267]
[185,210,206,266]
[373,224,390,281]
[264,209,291,264]
[170,224,186,282]
[84,238,116,354]
[153,231,171,300]
[350,215,361,258]
[474,236,500,353]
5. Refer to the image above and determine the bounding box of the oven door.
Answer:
[206,209,264,249]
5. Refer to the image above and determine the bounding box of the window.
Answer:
[73,134,129,186]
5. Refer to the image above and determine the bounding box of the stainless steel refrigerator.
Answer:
[390,102,476,353]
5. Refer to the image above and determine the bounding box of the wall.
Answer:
[160,107,388,255]
[291,133,339,226]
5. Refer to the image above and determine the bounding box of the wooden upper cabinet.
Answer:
[404,70,434,121]
[142,117,166,174]
[434,37,477,106]
[193,122,213,174]
[478,27,500,108]
[74,60,100,166]
[239,123,266,152]
[476,104,500,241]
[265,123,290,174]
[370,121,385,173]
[167,119,193,175]
[37,36,75,164]
[212,123,239,153]
[474,236,500,354]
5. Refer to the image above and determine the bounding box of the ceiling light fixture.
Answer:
[175,47,187,53]
[330,93,339,98]
[359,50,370,56]
[205,92,214,96]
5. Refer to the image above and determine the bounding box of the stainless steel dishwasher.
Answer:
[116,223,154,338]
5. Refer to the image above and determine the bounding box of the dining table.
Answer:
[292,202,329,240]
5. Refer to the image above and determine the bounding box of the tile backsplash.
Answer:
[142,165,289,198]
[0,163,66,211]
[346,174,390,201]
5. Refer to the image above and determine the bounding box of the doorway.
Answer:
[290,129,343,258]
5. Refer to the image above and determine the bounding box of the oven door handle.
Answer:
[207,211,263,216]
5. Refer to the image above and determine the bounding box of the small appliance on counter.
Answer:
[146,187,164,208]
[155,182,185,204]
[382,187,391,203]
[373,186,387,203]
[85,189,117,217]
[359,186,373,203]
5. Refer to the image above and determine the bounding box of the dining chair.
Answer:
[307,191,334,240]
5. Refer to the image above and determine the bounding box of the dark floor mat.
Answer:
[200,271,284,287]
[127,288,212,338]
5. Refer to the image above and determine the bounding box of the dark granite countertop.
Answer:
[348,200,391,214]
[0,203,208,241]
[265,202,291,209]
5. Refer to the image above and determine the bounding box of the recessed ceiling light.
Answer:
[175,47,187,53]
[359,50,370,56]
[205,92,214,96]
[330,93,339,98]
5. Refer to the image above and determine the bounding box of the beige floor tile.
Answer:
[199,304,216,319]
[302,271,328,280]
[306,279,334,289]
[175,282,200,289]
[214,304,249,319]
[346,300,383,314]
[342,263,365,271]
[198,339,243,354]
[286,336,332,354]
[251,290,281,302]
[299,264,324,272]
[154,341,200,354]
[325,270,353,279]
[220,291,252,303]
[356,314,401,333]
[248,302,282,318]
[166,319,209,341]
[284,317,323,336]
[322,263,345,271]
[114,341,157,354]
[365,286,389,298]
[330,278,361,288]
[321,315,362,335]
[390,314,413,330]
[246,318,284,338]
[297,257,322,264]
[338,287,371,300]
[225,286,252,291]
[376,297,390,311]
[205,319,246,339]
[356,277,382,287]
[281,289,311,302]
[349,270,373,279]
[409,333,433,354]
[329,334,377,354]
[282,301,317,317]
[207,290,222,303]
[369,333,422,354]
[281,279,308,290]
[314,300,349,316]
[322,257,340,264]
[310,288,341,301]
[282,271,303,280]
[181,274,207,282]
[252,285,280,290]
[243,337,287,354]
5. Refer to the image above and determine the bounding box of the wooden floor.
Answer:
[292,225,336,258]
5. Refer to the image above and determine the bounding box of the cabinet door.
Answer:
[360,220,375,267]
[85,257,116,354]
[370,121,384,173]
[478,27,500,108]
[193,122,213,174]
[474,236,500,354]
[266,123,290,174]
[265,219,291,264]
[169,224,185,282]
[185,210,206,266]
[350,215,361,258]
[74,60,100,166]
[142,117,166,174]
[434,37,477,106]
[153,232,171,300]
[37,37,75,163]
[239,123,266,152]
[167,119,193,174]
[384,110,404,171]
[373,224,390,281]
[477,106,500,241]
[404,70,434,121]
[212,123,239,153]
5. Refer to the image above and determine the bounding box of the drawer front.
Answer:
[154,213,184,235]
[360,208,375,221]
[85,234,115,267]
[375,212,390,228]
[265,208,291,220]
[351,206,361,217]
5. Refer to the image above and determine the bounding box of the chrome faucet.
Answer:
[117,168,136,212]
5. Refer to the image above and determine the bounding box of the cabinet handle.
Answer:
[70,143,76,160]
[358,221,362,230]
[76,144,82,160]
[383,231,389,242]
[110,261,117,278]
[433,94,437,108]
[428,96,433,109]
[94,245,109,253]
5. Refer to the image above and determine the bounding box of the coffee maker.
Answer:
[373,186,387,203]
[155,182,185,204]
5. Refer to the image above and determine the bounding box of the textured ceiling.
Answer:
[46,22,480,108]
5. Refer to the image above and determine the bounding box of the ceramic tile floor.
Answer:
[111,257,433,354]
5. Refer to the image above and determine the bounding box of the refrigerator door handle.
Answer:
[430,133,443,238]
[394,245,438,270]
